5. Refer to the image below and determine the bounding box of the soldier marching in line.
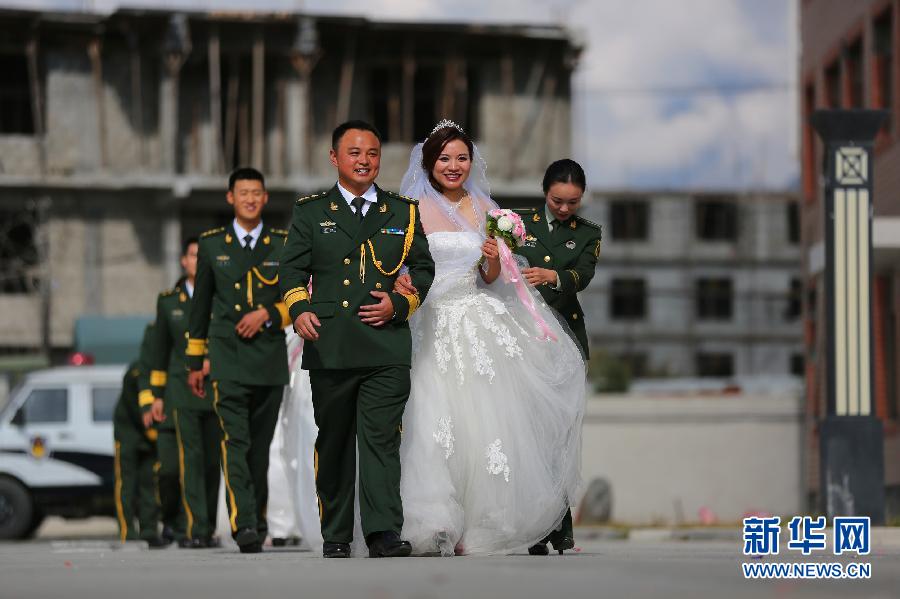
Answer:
[113,324,168,547]
[186,167,291,554]
[148,237,222,548]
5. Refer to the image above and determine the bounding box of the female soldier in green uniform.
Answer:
[513,159,601,554]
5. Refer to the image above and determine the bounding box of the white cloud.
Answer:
[3,0,798,190]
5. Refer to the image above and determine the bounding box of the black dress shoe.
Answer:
[234,527,259,548]
[323,542,351,558]
[549,534,575,554]
[161,526,176,543]
[367,531,412,558]
[204,536,221,549]
[178,537,207,549]
[238,541,263,554]
[145,536,171,549]
[528,542,549,556]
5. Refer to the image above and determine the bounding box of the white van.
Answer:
[0,365,125,539]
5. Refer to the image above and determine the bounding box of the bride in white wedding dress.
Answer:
[396,121,587,556]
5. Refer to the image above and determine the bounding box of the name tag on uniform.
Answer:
[381,228,405,235]
[171,308,184,319]
[262,261,279,266]
[319,221,337,234]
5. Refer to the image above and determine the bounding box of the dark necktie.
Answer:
[352,197,366,221]
[550,218,561,232]
[243,234,253,251]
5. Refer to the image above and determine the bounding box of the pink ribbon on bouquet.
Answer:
[496,239,558,342]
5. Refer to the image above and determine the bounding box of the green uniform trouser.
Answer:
[308,366,410,544]
[113,433,158,542]
[213,380,282,539]
[174,406,221,540]
[156,426,186,539]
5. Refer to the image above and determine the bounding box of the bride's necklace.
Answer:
[447,191,478,230]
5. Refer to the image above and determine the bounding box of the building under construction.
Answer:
[0,8,580,360]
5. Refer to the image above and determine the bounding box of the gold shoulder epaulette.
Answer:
[200,226,225,238]
[575,216,603,233]
[296,192,326,205]
[385,190,419,205]
[160,287,177,298]
[269,227,289,236]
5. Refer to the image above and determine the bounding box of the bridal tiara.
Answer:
[430,119,465,137]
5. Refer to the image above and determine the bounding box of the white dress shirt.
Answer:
[337,182,378,217]
[233,219,264,250]
[184,280,194,298]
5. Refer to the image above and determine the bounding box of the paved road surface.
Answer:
[2,523,898,599]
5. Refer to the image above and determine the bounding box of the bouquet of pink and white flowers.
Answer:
[485,208,526,249]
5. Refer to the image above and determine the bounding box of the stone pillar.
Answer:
[812,108,888,524]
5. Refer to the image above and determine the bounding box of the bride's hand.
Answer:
[393,273,417,295]
[481,238,500,263]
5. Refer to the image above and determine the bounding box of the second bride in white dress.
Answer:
[397,121,587,556]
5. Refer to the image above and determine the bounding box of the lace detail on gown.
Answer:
[401,231,586,556]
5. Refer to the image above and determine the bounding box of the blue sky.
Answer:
[2,0,799,191]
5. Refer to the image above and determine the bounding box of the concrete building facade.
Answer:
[579,190,803,379]
[0,8,579,358]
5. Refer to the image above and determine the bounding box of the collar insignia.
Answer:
[570,220,577,230]
[379,203,388,213]
[330,202,339,211]
[225,233,232,243]
[533,214,540,223]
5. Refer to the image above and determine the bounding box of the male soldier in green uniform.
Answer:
[113,324,167,547]
[513,159,601,555]
[187,167,290,554]
[139,324,186,544]
[279,120,434,558]
[148,237,220,548]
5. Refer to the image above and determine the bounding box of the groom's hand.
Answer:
[295,312,321,341]
[188,370,206,398]
[359,291,393,327]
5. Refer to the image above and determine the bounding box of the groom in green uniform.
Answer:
[279,120,434,558]
[148,237,220,548]
[187,167,291,553]
[514,158,602,555]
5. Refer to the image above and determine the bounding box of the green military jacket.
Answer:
[115,325,157,444]
[149,283,214,413]
[279,184,435,370]
[513,207,602,358]
[187,223,290,386]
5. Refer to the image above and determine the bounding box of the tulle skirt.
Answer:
[400,279,586,555]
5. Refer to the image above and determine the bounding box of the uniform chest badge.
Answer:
[566,240,577,250]
[319,220,337,234]
[524,234,537,248]
[380,228,405,235]
[171,308,184,318]
[216,255,231,266]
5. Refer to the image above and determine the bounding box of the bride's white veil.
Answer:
[399,139,497,236]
